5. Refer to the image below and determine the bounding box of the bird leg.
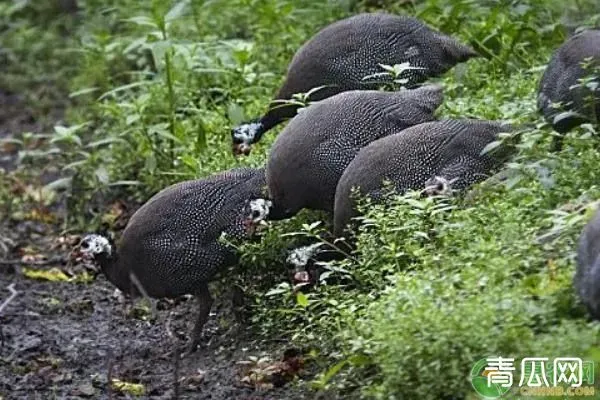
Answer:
[184,284,213,355]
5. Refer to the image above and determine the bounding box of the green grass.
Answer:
[2,0,600,399]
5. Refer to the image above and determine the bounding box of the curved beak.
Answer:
[232,142,252,156]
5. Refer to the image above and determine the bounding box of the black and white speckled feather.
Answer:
[102,167,267,297]
[77,167,268,352]
[333,119,513,236]
[231,12,477,155]
[266,85,444,217]
[575,207,600,320]
[538,29,600,133]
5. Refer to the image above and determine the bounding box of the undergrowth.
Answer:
[2,0,600,399]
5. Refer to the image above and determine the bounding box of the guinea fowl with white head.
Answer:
[231,12,478,156]
[264,84,445,219]
[75,167,272,353]
[287,119,514,275]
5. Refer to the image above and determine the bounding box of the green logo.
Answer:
[470,358,511,399]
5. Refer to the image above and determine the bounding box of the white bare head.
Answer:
[423,176,457,196]
[231,122,264,156]
[242,198,273,234]
[78,234,113,259]
[286,243,325,268]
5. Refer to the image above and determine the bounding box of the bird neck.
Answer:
[96,252,133,295]
[259,101,300,132]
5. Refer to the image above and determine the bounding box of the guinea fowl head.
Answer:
[241,198,272,235]
[423,176,457,197]
[231,120,264,156]
[76,233,134,295]
[78,234,113,261]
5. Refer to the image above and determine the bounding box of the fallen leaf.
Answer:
[53,234,81,251]
[111,379,145,396]
[19,209,56,223]
[23,184,57,206]
[101,201,127,226]
[23,267,71,282]
[21,253,46,263]
[179,369,206,389]
[238,349,305,389]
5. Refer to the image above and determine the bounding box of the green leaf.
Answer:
[124,16,158,29]
[150,40,172,70]
[312,360,348,388]
[108,180,142,186]
[553,110,581,125]
[149,125,182,144]
[95,166,109,184]
[296,292,309,308]
[165,0,189,21]
[43,177,73,191]
[98,81,155,100]
[85,138,128,148]
[69,87,100,98]
[227,103,246,125]
[145,153,157,173]
[480,140,502,156]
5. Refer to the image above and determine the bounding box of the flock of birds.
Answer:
[73,12,600,353]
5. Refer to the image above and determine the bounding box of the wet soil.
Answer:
[0,262,318,399]
[0,92,332,399]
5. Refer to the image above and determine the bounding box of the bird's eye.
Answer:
[80,241,90,250]
[252,210,260,219]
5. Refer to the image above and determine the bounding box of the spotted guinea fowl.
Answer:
[286,119,513,277]
[265,84,444,219]
[575,206,600,320]
[75,168,272,353]
[538,29,600,149]
[333,119,513,237]
[231,12,478,155]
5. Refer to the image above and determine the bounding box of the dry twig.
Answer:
[0,284,18,315]
[0,284,18,349]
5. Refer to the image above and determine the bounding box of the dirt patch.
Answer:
[0,87,332,399]
[0,222,326,399]
[0,273,319,399]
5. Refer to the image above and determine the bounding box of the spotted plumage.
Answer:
[231,12,478,155]
[266,84,444,218]
[333,119,513,236]
[537,29,600,136]
[575,207,600,320]
[77,167,269,352]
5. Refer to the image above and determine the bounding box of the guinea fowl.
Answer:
[333,119,513,236]
[537,29,600,150]
[231,12,478,155]
[287,119,513,276]
[264,84,444,219]
[75,168,272,353]
[575,206,600,320]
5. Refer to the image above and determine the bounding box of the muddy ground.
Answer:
[0,92,337,399]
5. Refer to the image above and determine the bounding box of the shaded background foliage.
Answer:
[1,0,600,398]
